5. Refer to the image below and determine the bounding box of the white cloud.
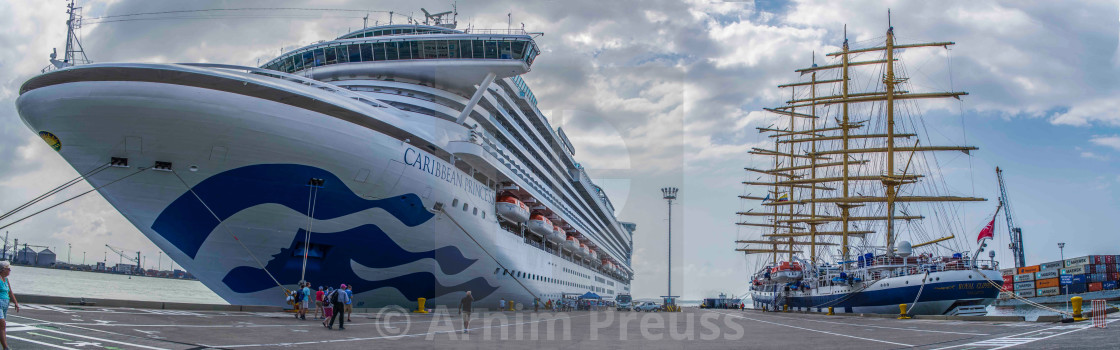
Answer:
[1081,151,1109,161]
[1089,135,1120,151]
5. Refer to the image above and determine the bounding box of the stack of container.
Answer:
[1059,255,1120,295]
[1035,261,1062,297]
[1013,265,1039,298]
[1000,268,1014,292]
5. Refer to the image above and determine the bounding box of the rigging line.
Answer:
[90,7,393,20]
[0,166,149,232]
[0,162,111,222]
[438,206,540,301]
[170,169,287,292]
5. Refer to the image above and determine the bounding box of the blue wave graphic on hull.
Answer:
[152,163,500,301]
[152,164,432,259]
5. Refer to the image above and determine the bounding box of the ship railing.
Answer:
[509,75,539,107]
[464,28,538,36]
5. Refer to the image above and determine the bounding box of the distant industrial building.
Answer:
[36,248,56,266]
[16,247,36,265]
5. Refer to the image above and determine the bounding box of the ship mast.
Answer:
[739,15,988,267]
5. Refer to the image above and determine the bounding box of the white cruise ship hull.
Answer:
[752,269,1004,315]
[16,64,627,308]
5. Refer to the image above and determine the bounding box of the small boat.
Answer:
[495,196,531,223]
[527,214,553,237]
[565,235,580,251]
[548,226,566,243]
[769,261,803,284]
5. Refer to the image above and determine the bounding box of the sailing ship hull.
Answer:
[752,269,1003,315]
[16,64,630,308]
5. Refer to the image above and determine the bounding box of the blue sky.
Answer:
[0,0,1118,301]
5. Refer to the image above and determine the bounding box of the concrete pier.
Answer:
[3,303,1117,349]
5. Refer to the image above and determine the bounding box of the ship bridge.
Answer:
[260,24,540,92]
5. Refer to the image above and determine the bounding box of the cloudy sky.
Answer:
[1,0,1118,300]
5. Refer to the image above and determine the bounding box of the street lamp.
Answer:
[1058,242,1065,263]
[661,187,678,307]
[68,243,71,265]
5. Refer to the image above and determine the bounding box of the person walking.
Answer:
[321,287,334,328]
[457,291,473,333]
[0,261,20,350]
[344,285,354,322]
[326,284,349,330]
[533,298,539,312]
[299,282,311,320]
[499,298,506,311]
[314,286,324,319]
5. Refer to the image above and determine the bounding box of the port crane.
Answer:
[105,244,142,274]
[996,167,1026,269]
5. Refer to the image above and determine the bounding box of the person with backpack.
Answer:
[457,291,473,333]
[292,284,305,319]
[321,287,334,328]
[325,284,350,330]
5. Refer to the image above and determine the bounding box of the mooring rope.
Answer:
[299,181,320,283]
[905,271,930,316]
[0,165,146,232]
[0,162,110,222]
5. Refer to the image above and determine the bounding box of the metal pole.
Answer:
[668,196,672,302]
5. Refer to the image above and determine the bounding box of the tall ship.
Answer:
[737,19,1003,316]
[16,5,634,308]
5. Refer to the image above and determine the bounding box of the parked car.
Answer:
[635,302,661,312]
[616,294,633,311]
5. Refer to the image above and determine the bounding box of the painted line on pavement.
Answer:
[7,335,78,350]
[931,318,1119,350]
[715,311,913,347]
[208,313,593,348]
[762,313,992,335]
[9,318,170,350]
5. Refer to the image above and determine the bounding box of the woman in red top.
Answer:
[314,287,325,319]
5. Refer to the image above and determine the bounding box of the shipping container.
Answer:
[1110,272,1120,281]
[1104,281,1119,290]
[1002,275,1014,285]
[1000,268,1015,276]
[1036,286,1061,297]
[1072,274,1087,284]
[1066,283,1088,294]
[1001,284,1013,292]
[1017,265,1040,274]
[1061,266,1086,275]
[1015,289,1036,298]
[1040,261,1064,270]
[1089,282,1103,292]
[1014,273,1035,282]
[1107,255,1117,264]
[1014,281,1036,290]
[1036,270,1060,280]
[1065,256,1091,268]
[1108,264,1119,274]
[1036,278,1060,289]
[1093,255,1107,264]
[1089,273,1108,283]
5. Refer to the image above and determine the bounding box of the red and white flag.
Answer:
[977,217,995,243]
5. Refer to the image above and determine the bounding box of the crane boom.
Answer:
[105,244,142,273]
[995,167,1025,268]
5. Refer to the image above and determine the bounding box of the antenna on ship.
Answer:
[44,0,91,72]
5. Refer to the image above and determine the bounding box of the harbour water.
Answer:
[7,265,227,305]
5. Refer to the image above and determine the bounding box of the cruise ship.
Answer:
[16,7,634,308]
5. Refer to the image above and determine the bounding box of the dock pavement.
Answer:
[3,302,1118,349]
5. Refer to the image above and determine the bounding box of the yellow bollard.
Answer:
[1071,296,1083,320]
[827,307,834,315]
[898,304,911,319]
[783,304,789,312]
[509,301,515,311]
[413,297,429,313]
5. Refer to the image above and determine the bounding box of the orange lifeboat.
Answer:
[549,226,566,243]
[495,196,531,223]
[565,235,580,250]
[527,214,554,237]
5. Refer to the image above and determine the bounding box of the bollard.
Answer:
[509,301,515,311]
[1072,296,1084,321]
[413,297,429,313]
[783,304,789,312]
[827,307,834,315]
[898,304,911,319]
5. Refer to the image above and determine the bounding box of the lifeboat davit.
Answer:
[549,226,566,243]
[565,235,579,251]
[496,196,530,223]
[769,261,804,283]
[527,214,554,237]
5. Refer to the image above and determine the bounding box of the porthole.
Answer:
[482,212,486,219]
[473,208,478,215]
[452,199,459,207]
[463,203,469,211]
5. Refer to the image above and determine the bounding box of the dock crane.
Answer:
[996,167,1026,269]
[105,244,142,274]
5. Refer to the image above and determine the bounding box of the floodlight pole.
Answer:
[661,187,678,305]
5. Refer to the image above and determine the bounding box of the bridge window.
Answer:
[472,40,485,59]
[484,41,498,59]
[336,46,348,63]
[313,48,326,66]
[325,47,337,64]
[360,43,373,62]
[372,42,386,61]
